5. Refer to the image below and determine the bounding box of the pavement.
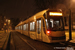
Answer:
[65,30,75,43]
[65,30,75,49]
[66,37,75,43]
[0,30,10,50]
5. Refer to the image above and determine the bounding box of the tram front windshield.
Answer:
[46,17,64,31]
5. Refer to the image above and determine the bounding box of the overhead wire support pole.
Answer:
[68,0,72,40]
[69,9,72,40]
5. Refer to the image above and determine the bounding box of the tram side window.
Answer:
[23,25,24,30]
[30,22,35,31]
[18,26,19,30]
[15,27,17,30]
[39,20,41,31]
[19,26,20,30]
[26,24,28,31]
[16,27,17,30]
[23,24,28,31]
[23,24,26,31]
[20,26,21,30]
[45,19,48,29]
[21,25,22,30]
[37,20,41,34]
[17,27,18,30]
[45,19,53,29]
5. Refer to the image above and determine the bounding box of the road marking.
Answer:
[60,42,75,49]
[59,42,65,45]
[19,36,36,50]
[68,45,75,49]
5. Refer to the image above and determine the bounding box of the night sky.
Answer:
[0,0,36,19]
[0,0,75,19]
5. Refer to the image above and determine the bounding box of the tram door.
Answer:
[36,19,42,40]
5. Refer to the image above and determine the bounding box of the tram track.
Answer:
[16,33,36,50]
[16,32,64,50]
[59,41,75,49]
[10,32,16,50]
[11,32,35,50]
[16,32,54,50]
[11,31,75,50]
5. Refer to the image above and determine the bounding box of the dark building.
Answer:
[0,14,6,30]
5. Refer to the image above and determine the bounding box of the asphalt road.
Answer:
[10,31,75,50]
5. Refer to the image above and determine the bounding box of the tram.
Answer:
[15,9,66,43]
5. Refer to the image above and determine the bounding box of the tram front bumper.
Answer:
[50,35,66,43]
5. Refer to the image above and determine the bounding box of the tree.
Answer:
[10,18,20,29]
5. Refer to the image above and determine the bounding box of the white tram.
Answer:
[15,9,66,43]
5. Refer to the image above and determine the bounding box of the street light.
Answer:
[6,19,11,31]
[69,9,72,40]
[8,20,10,24]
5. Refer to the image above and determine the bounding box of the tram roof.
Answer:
[15,9,48,27]
[15,9,62,27]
